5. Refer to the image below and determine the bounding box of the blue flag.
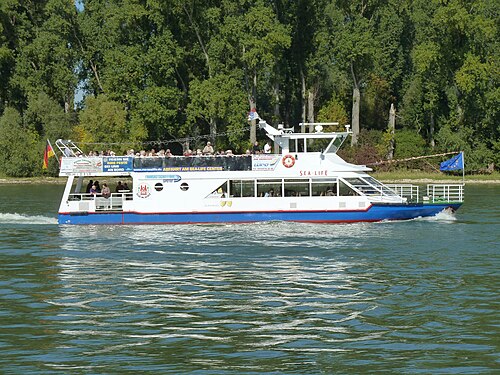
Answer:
[440,152,464,171]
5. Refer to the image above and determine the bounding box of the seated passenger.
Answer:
[101,183,111,198]
[116,181,124,192]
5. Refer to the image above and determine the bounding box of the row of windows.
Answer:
[208,179,359,198]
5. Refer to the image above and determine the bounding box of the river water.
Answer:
[0,184,498,374]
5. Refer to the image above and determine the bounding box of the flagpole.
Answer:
[462,151,465,185]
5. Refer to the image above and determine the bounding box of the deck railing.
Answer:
[427,184,464,203]
[67,192,133,211]
[386,184,420,203]
[385,183,464,203]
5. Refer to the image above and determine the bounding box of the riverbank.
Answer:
[372,171,500,184]
[1,172,499,184]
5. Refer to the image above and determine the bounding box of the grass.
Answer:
[372,170,500,182]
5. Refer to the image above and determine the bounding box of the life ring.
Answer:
[282,154,295,168]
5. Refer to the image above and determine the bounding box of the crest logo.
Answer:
[137,183,151,198]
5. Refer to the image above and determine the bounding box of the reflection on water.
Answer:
[0,184,499,373]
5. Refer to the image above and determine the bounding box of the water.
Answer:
[0,184,498,374]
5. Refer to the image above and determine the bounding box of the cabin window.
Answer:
[339,180,359,196]
[283,179,310,197]
[257,179,282,197]
[207,181,228,198]
[344,178,380,196]
[180,182,189,191]
[311,180,338,196]
[154,183,163,191]
[229,180,255,197]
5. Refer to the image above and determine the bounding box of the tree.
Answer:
[75,95,133,153]
[0,107,40,177]
[12,0,78,112]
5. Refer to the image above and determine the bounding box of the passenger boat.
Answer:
[55,118,464,225]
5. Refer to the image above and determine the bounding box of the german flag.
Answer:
[42,140,55,169]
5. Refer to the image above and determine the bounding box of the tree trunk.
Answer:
[273,81,280,118]
[307,89,315,128]
[249,70,257,144]
[209,118,216,146]
[429,112,435,148]
[300,67,306,129]
[387,103,396,160]
[351,85,360,146]
[350,63,360,146]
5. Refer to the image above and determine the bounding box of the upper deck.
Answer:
[58,119,356,177]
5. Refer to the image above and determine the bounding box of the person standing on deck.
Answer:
[264,141,272,154]
[86,180,94,194]
[203,142,214,155]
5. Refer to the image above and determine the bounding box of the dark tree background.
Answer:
[0,0,498,176]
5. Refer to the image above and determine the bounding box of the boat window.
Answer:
[344,178,381,196]
[180,182,189,191]
[339,180,359,196]
[229,180,255,197]
[207,182,228,198]
[154,183,163,192]
[283,179,310,197]
[361,177,398,196]
[257,180,282,197]
[311,180,338,196]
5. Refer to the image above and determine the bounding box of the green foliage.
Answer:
[0,0,497,176]
[25,92,73,140]
[435,122,494,172]
[317,96,349,126]
[0,108,40,177]
[76,95,134,153]
[394,129,427,159]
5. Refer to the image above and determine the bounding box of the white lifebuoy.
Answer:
[282,154,295,168]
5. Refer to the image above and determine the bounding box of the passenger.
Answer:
[165,149,172,157]
[252,141,260,154]
[326,188,335,196]
[89,184,98,196]
[196,149,203,156]
[245,149,251,155]
[94,181,101,193]
[158,149,165,157]
[123,182,130,191]
[116,181,124,192]
[264,141,272,154]
[101,183,111,198]
[86,179,94,194]
[184,149,193,156]
[225,149,234,156]
[265,188,274,197]
[203,141,214,155]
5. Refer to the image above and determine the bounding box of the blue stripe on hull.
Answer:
[58,203,462,225]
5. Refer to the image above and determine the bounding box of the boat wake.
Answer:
[0,212,58,225]
[417,208,457,222]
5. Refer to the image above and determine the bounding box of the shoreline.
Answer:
[1,176,500,185]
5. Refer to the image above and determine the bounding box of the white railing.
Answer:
[386,184,420,203]
[427,184,464,203]
[67,192,133,211]
[385,183,464,203]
